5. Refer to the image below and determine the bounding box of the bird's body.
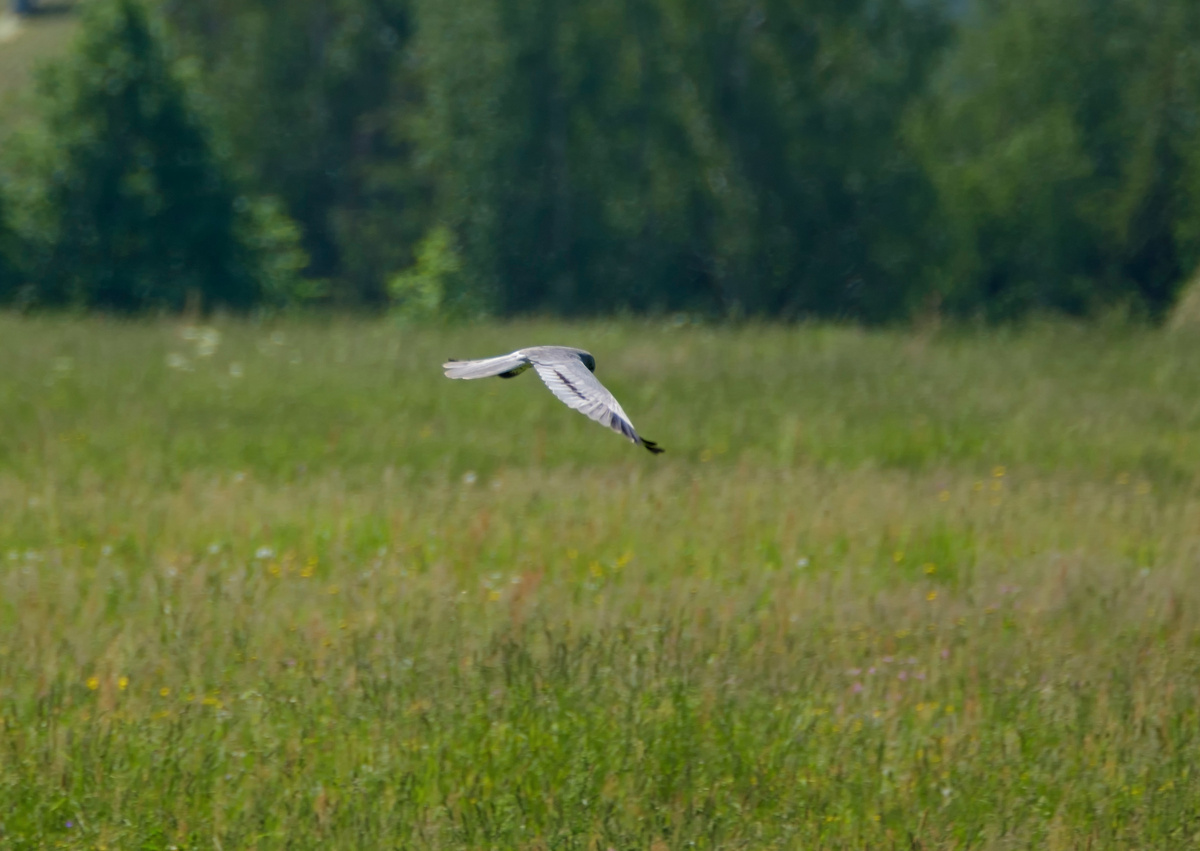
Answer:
[443,346,664,454]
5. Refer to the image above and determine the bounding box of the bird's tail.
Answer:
[442,354,531,380]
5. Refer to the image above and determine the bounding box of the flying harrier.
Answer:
[443,346,664,454]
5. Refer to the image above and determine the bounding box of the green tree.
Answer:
[5,0,306,312]
[388,223,462,321]
[0,190,17,304]
[162,0,424,305]
[415,0,948,319]
[911,0,1200,319]
[661,0,949,319]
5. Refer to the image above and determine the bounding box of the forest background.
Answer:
[3,0,1200,324]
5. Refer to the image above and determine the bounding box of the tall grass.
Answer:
[1,314,1199,849]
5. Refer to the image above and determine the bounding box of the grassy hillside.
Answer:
[1,315,1199,849]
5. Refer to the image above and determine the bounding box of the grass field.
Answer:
[2,314,1199,849]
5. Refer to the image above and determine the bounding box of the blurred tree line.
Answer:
[2,0,1200,321]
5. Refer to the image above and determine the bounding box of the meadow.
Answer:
[1,313,1200,849]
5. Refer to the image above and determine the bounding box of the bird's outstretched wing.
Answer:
[527,352,663,454]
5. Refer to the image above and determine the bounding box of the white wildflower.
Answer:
[195,328,221,358]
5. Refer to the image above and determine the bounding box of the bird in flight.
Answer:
[443,346,664,454]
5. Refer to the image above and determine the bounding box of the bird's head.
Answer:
[580,352,596,372]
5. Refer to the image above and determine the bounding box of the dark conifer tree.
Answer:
[21,0,303,311]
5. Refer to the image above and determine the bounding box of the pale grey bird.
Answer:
[443,346,664,454]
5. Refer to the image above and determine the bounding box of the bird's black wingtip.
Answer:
[642,438,665,455]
